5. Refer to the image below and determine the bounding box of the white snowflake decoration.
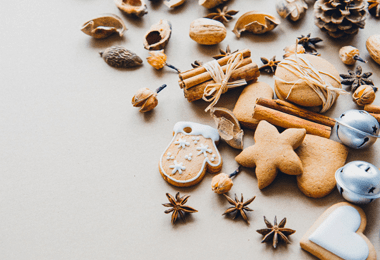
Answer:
[197,144,212,157]
[174,138,190,149]
[169,160,186,175]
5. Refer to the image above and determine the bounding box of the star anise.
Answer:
[340,65,376,92]
[204,6,239,23]
[368,0,380,17]
[297,33,323,53]
[191,60,203,68]
[213,45,239,60]
[163,192,198,224]
[256,216,296,249]
[259,56,281,74]
[223,193,255,224]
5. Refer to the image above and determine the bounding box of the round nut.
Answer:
[189,18,226,45]
[366,35,380,65]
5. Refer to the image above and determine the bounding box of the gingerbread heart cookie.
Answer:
[159,122,223,187]
[300,202,377,260]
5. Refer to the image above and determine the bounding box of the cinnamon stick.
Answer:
[364,104,380,114]
[252,105,331,138]
[178,49,251,81]
[369,113,380,124]
[256,98,336,128]
[180,58,252,90]
[184,63,260,102]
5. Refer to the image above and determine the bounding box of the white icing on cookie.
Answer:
[166,152,175,160]
[159,122,222,185]
[169,160,186,175]
[197,144,212,157]
[192,137,200,144]
[174,138,190,149]
[173,122,219,142]
[185,153,192,161]
[308,206,369,260]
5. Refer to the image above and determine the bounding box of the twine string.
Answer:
[202,52,247,112]
[274,45,348,113]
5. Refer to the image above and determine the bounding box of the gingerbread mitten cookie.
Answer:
[159,122,223,187]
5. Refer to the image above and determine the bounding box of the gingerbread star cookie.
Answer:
[235,120,306,189]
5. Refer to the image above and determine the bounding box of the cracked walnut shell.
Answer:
[81,14,126,39]
[143,20,172,50]
[115,0,148,17]
[233,11,281,37]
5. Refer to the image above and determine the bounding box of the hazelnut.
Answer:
[132,88,158,112]
[211,173,233,194]
[352,85,376,106]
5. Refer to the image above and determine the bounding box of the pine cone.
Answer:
[314,0,368,38]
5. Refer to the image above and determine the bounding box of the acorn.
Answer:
[99,46,143,68]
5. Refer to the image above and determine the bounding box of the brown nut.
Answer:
[352,85,376,106]
[366,35,380,65]
[189,18,226,45]
[100,46,143,68]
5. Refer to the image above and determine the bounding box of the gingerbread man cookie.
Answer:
[159,122,223,187]
[300,202,377,260]
[235,120,306,189]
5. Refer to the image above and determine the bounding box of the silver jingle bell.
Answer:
[335,110,380,149]
[335,161,380,204]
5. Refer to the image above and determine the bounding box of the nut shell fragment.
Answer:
[144,20,172,50]
[115,0,148,17]
[366,35,380,65]
[210,107,244,149]
[276,0,308,21]
[100,46,143,68]
[164,0,186,8]
[81,14,127,39]
[189,18,226,45]
[233,11,281,37]
[199,0,229,9]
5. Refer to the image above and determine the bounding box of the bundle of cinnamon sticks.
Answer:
[253,98,336,138]
[364,104,380,123]
[178,49,260,102]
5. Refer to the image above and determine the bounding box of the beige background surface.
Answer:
[0,0,379,259]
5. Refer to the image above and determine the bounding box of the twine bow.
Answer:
[202,52,247,112]
[274,42,348,113]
